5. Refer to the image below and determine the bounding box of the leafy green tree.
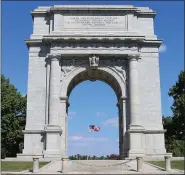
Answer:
[168,70,185,140]
[166,140,184,157]
[163,116,174,141]
[163,71,185,156]
[1,75,27,158]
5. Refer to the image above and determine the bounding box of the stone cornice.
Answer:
[43,35,146,42]
[25,37,162,48]
[31,5,156,17]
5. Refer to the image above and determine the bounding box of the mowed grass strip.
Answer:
[148,160,184,170]
[1,161,49,172]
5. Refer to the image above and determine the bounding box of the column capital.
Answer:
[46,54,61,61]
[128,54,141,61]
[59,96,68,103]
[119,96,127,103]
[117,96,127,107]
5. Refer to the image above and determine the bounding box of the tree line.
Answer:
[1,71,184,158]
[162,71,184,156]
[69,154,120,160]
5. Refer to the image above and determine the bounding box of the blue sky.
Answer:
[2,1,184,156]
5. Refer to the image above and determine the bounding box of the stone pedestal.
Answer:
[165,153,172,171]
[32,157,39,173]
[136,156,143,172]
[61,158,71,173]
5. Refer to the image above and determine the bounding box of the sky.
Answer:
[2,1,184,156]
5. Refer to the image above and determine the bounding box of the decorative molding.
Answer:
[100,59,127,81]
[46,53,61,61]
[43,36,146,43]
[51,43,139,50]
[60,58,128,83]
[145,129,166,134]
[61,60,76,82]
[59,96,68,102]
[22,130,44,134]
[44,125,63,135]
[119,96,128,103]
[89,55,99,68]
[60,59,87,82]
[128,54,141,61]
[127,129,167,134]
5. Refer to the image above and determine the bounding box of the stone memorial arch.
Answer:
[17,5,166,160]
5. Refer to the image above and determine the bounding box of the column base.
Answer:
[127,124,146,158]
[44,125,62,159]
[16,153,43,161]
[44,125,63,133]
[43,150,61,158]
[128,149,145,158]
[128,124,145,131]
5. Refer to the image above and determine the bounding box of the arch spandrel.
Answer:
[59,61,127,100]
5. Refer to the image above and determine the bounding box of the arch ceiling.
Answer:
[67,68,123,100]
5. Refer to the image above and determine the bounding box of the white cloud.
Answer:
[102,117,118,128]
[69,136,108,142]
[159,44,167,53]
[68,111,76,115]
[96,112,107,117]
[69,136,83,141]
[68,111,77,119]
[70,142,88,147]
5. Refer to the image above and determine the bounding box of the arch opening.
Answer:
[64,67,127,159]
[67,80,119,158]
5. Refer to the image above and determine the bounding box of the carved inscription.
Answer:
[64,16,126,29]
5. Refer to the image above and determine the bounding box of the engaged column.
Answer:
[128,55,145,158]
[44,54,62,158]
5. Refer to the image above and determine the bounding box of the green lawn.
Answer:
[148,160,184,170]
[1,161,49,172]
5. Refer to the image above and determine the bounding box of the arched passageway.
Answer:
[20,5,167,161]
[67,80,119,158]
[59,66,128,159]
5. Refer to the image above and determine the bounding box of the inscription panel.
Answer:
[64,16,127,29]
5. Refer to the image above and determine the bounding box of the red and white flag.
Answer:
[89,125,100,132]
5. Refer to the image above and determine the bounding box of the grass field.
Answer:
[148,160,184,170]
[1,161,49,172]
[1,160,184,172]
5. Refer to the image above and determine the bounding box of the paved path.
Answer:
[23,160,183,174]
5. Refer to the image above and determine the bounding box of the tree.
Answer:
[1,75,27,158]
[162,116,174,141]
[166,140,184,157]
[163,71,185,156]
[168,70,185,140]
